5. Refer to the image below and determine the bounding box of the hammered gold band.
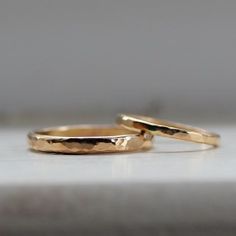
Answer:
[28,125,153,154]
[117,114,220,146]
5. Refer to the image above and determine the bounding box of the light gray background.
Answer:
[0,0,235,122]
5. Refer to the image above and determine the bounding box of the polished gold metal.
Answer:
[28,125,153,154]
[117,114,220,146]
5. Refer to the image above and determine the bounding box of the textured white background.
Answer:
[0,0,235,120]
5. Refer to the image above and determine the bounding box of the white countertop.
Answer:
[0,123,235,235]
[0,124,233,184]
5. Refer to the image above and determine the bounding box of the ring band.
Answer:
[28,125,153,154]
[117,114,220,146]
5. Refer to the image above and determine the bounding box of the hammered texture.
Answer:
[117,114,220,146]
[28,128,153,154]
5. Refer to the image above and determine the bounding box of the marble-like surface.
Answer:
[0,123,235,235]
[0,124,233,184]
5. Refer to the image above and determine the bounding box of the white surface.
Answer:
[0,123,233,185]
[0,123,235,235]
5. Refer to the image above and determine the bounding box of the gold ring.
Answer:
[117,114,220,146]
[28,125,153,154]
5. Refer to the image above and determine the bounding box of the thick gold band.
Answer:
[117,114,220,146]
[28,125,153,154]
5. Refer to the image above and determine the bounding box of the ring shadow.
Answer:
[28,148,152,156]
[147,143,218,154]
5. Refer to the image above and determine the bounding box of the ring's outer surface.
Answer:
[117,114,220,146]
[28,125,153,154]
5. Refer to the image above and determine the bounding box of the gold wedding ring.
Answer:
[117,114,220,146]
[28,125,153,154]
[28,114,220,154]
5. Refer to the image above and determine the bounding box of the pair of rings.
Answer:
[28,114,220,154]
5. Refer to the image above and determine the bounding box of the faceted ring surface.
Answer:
[117,114,220,147]
[28,125,153,154]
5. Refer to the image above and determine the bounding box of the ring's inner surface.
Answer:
[38,127,137,137]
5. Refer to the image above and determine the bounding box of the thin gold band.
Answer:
[117,114,220,146]
[28,125,153,154]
